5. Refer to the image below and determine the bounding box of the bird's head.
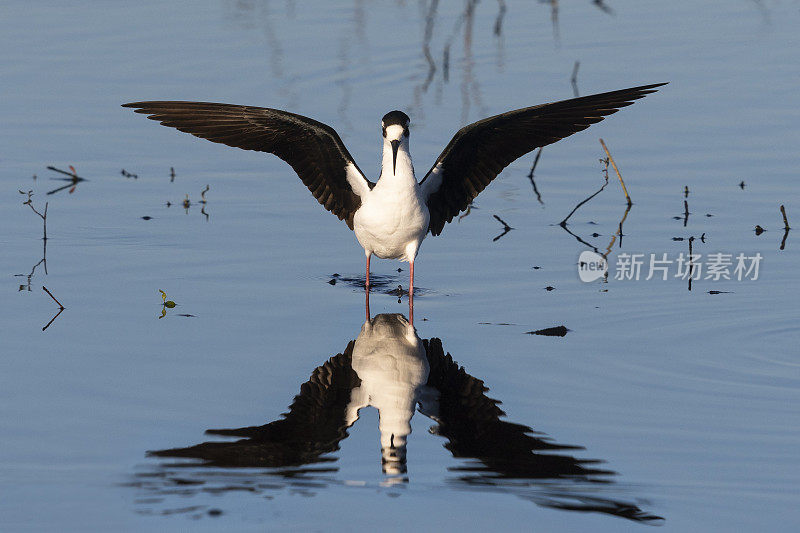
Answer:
[381,110,410,175]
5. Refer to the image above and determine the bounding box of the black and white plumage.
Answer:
[145,313,662,522]
[123,82,665,298]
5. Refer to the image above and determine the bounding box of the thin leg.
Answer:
[409,260,414,325]
[365,254,371,289]
[365,287,371,322]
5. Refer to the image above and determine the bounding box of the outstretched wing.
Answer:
[122,101,374,229]
[420,83,666,235]
[148,343,361,468]
[421,338,663,522]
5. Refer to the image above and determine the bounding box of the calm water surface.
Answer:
[1,1,799,531]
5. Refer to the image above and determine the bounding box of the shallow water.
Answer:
[2,1,799,531]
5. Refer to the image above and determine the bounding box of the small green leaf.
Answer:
[158,289,167,302]
[165,301,176,308]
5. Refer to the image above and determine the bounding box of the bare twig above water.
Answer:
[494,0,507,35]
[41,286,65,332]
[527,147,544,204]
[46,165,87,195]
[20,190,48,241]
[683,200,690,227]
[43,286,65,310]
[421,0,439,95]
[592,0,615,15]
[559,158,609,227]
[599,139,631,206]
[46,165,83,179]
[571,61,580,97]
[543,0,560,45]
[780,205,790,230]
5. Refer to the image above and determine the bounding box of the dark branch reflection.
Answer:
[133,313,662,523]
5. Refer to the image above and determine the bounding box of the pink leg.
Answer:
[409,260,414,325]
[365,254,371,289]
[365,287,371,321]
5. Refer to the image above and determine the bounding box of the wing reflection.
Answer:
[136,313,661,522]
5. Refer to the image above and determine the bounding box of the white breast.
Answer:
[353,157,429,262]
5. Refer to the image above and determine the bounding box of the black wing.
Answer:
[420,83,666,235]
[422,338,663,522]
[423,339,605,480]
[122,101,374,229]
[148,343,361,468]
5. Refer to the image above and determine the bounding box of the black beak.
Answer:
[391,140,400,175]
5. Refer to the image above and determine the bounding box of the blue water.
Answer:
[1,1,799,531]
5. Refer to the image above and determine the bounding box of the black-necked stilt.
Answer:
[123,83,665,301]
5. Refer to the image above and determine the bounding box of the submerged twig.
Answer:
[43,286,65,310]
[42,308,64,332]
[560,223,599,253]
[780,204,791,250]
[599,139,631,206]
[688,236,695,291]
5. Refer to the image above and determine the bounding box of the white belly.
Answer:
[353,185,429,262]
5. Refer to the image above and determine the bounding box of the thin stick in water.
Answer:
[570,60,580,97]
[43,286,65,310]
[527,147,544,204]
[599,138,632,206]
[559,158,609,227]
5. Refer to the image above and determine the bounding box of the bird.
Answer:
[123,82,665,300]
[144,312,661,521]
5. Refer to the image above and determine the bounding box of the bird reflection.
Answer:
[137,313,661,522]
